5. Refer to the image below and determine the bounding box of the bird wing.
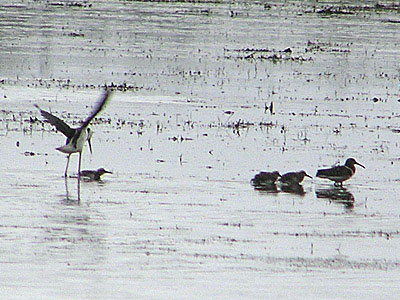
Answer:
[79,90,112,130]
[251,172,277,185]
[79,170,91,176]
[316,166,352,178]
[280,172,295,182]
[34,104,75,139]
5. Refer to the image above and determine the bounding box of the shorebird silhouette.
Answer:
[35,90,111,178]
[279,170,312,184]
[251,171,281,187]
[79,168,112,181]
[316,158,365,186]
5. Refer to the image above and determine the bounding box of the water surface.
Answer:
[1,0,400,299]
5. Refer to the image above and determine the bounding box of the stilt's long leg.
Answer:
[78,151,82,180]
[64,154,71,177]
[64,177,69,200]
[77,151,82,202]
[77,176,81,202]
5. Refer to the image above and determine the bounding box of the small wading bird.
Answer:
[316,158,365,186]
[35,90,111,178]
[279,170,312,185]
[251,171,281,187]
[79,168,112,181]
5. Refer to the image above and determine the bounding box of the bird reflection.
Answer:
[280,182,305,195]
[315,186,355,209]
[64,177,81,203]
[253,183,279,193]
[252,181,307,195]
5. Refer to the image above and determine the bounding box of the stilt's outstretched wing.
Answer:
[34,104,75,139]
[80,90,112,129]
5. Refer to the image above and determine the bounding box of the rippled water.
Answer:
[1,0,400,299]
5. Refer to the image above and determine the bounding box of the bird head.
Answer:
[345,158,365,169]
[272,171,281,179]
[97,168,113,175]
[301,171,313,179]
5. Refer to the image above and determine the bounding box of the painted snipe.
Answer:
[251,171,281,187]
[280,171,312,185]
[316,158,365,186]
[79,168,112,181]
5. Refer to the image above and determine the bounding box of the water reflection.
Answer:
[280,182,305,196]
[252,182,306,196]
[315,186,355,210]
[253,183,279,194]
[44,194,107,268]
[64,177,81,203]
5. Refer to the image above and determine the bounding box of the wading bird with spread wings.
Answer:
[35,90,111,178]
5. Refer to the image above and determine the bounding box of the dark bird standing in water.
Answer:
[35,90,111,178]
[316,158,365,186]
[251,171,281,187]
[79,168,112,181]
[279,171,312,184]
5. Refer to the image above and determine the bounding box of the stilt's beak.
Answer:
[88,138,93,155]
[355,161,365,169]
[105,170,113,174]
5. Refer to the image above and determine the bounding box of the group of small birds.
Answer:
[34,90,366,188]
[251,158,365,191]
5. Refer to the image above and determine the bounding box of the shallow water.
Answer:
[1,0,400,299]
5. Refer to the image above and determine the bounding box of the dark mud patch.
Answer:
[305,40,351,54]
[187,251,400,272]
[308,2,400,15]
[224,47,313,62]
